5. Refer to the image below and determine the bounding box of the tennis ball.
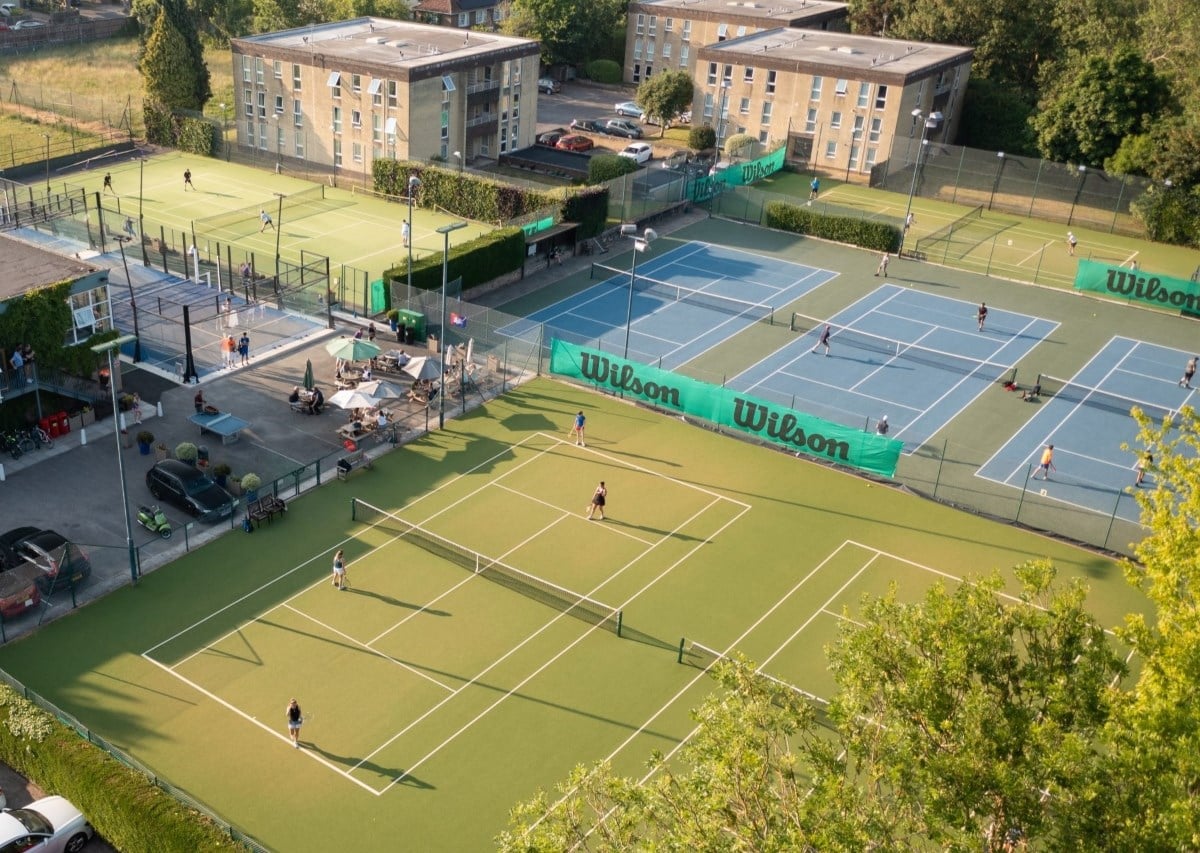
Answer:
[1007,239,1013,246]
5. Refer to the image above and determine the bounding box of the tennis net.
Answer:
[1036,374,1179,421]
[351,498,623,634]
[790,311,1017,385]
[913,204,984,254]
[193,185,330,240]
[591,262,776,325]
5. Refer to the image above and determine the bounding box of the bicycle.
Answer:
[11,430,35,455]
[30,425,53,449]
[0,431,23,459]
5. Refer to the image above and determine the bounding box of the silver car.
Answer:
[0,795,94,853]
[604,119,644,139]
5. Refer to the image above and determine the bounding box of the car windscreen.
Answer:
[7,807,53,834]
[183,476,218,496]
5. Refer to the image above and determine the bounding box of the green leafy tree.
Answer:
[135,0,210,109]
[502,0,623,67]
[1033,46,1172,167]
[635,71,693,137]
[251,0,290,34]
[1138,0,1200,113]
[139,9,208,111]
[957,77,1038,155]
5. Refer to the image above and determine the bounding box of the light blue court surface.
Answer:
[977,337,1200,523]
[729,285,1057,450]
[499,241,838,369]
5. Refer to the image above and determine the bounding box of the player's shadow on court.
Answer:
[347,587,450,615]
[304,744,435,791]
[603,518,705,542]
[501,413,559,431]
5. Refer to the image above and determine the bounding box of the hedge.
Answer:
[561,186,608,238]
[384,226,526,294]
[0,684,241,850]
[588,153,639,183]
[142,101,214,155]
[584,59,621,84]
[373,160,558,224]
[764,200,901,253]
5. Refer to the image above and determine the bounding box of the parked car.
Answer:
[0,527,91,594]
[537,77,561,95]
[536,129,565,147]
[0,795,94,853]
[676,110,693,125]
[614,101,644,119]
[555,134,594,152]
[569,118,602,134]
[0,563,41,620]
[12,18,44,28]
[618,142,653,165]
[603,119,644,139]
[146,460,235,523]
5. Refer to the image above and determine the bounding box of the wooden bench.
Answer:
[247,496,286,527]
[337,449,372,480]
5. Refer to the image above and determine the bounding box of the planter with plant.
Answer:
[212,463,232,488]
[239,472,261,502]
[154,442,169,461]
[136,430,155,454]
[175,442,198,465]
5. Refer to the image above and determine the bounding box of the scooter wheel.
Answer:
[159,528,173,540]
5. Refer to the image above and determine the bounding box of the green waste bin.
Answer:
[395,309,425,341]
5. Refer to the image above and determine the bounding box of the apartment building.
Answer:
[230,18,541,173]
[411,0,508,31]
[695,28,972,180]
[624,0,848,84]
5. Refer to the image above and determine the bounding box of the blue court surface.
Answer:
[729,285,1057,449]
[500,241,837,369]
[977,337,1199,523]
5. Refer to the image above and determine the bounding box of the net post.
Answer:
[590,262,597,279]
[616,610,623,638]
[1015,464,1033,521]
[350,497,357,521]
[677,637,686,664]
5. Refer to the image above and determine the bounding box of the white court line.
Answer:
[281,604,456,692]
[491,482,657,546]
[1020,240,1057,266]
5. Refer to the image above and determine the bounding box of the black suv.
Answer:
[146,460,235,523]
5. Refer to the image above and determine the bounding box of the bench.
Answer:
[247,496,286,527]
[337,449,372,480]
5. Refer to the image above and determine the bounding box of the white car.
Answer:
[0,795,94,853]
[614,101,644,119]
[618,142,653,165]
[12,18,44,28]
[0,4,17,15]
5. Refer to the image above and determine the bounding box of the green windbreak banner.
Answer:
[1074,260,1200,313]
[549,340,902,477]
[691,146,786,201]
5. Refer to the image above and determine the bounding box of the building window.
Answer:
[760,101,772,125]
[480,136,490,156]
[875,84,888,109]
[744,66,754,82]
[805,107,817,133]
[256,91,266,119]
[738,97,750,115]
[681,19,691,40]
[645,64,653,78]
[648,15,656,35]
[242,55,252,83]
[351,74,361,94]
[835,78,848,96]
[766,69,776,94]
[736,25,746,36]
[475,9,485,23]
[869,117,882,142]
[388,81,398,108]
[333,138,342,167]
[852,115,864,138]
[633,64,641,83]
[634,39,643,60]
[830,110,842,129]
[664,17,673,31]
[848,143,860,170]
[274,95,283,114]
[857,82,870,109]
[276,124,285,155]
[758,130,769,143]
[494,5,504,21]
[352,142,363,163]
[703,92,714,119]
[717,23,728,41]
[243,87,252,118]
[292,64,301,90]
[679,45,688,66]
[723,64,732,83]
[810,76,823,100]
[372,113,382,143]
[647,39,655,59]
[273,60,282,79]
[636,13,644,35]
[663,41,672,59]
[352,109,361,128]
[457,12,467,26]
[332,106,342,134]
[512,91,520,119]
[369,78,382,107]
[707,62,717,85]
[293,99,302,126]
[825,140,837,160]
[258,122,267,150]
[255,57,264,86]
[328,71,342,98]
[866,147,878,166]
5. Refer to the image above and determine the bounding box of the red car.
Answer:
[555,134,594,152]
[0,563,41,620]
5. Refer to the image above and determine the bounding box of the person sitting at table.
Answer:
[311,387,325,414]
[194,389,206,413]
[376,410,389,429]
[361,365,373,382]
[288,386,301,404]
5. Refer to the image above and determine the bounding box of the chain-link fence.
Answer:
[871,139,1153,237]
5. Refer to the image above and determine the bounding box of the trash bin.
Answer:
[395,309,425,341]
[197,445,210,467]
[40,417,53,438]
[56,411,70,434]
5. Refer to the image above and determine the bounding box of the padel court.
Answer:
[729,284,1057,448]
[499,241,838,368]
[139,432,750,795]
[977,337,1198,522]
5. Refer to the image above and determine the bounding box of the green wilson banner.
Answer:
[1074,260,1200,313]
[691,146,786,202]
[549,340,902,477]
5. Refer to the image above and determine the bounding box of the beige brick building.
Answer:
[695,28,972,180]
[230,19,541,174]
[624,0,848,85]
[411,0,509,31]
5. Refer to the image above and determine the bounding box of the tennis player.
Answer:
[811,324,832,357]
[1034,444,1055,480]
[570,411,586,446]
[332,549,347,590]
[586,481,607,520]
[286,698,303,748]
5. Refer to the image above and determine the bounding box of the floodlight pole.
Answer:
[91,335,140,586]
[901,109,941,257]
[115,235,142,362]
[407,175,421,301]
[1068,164,1087,226]
[273,191,285,283]
[138,154,148,265]
[988,151,1006,211]
[220,102,230,161]
[436,221,468,429]
[43,133,50,194]
[621,224,657,360]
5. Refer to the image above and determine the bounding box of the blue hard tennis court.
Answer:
[499,241,838,370]
[729,284,1058,450]
[977,337,1199,523]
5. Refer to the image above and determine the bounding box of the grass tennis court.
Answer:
[0,378,1142,849]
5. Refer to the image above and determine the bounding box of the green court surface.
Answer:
[0,379,1143,850]
[68,151,493,280]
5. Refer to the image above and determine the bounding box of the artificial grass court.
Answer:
[66,150,493,280]
[0,378,1145,850]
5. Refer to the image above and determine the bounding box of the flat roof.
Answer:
[235,17,539,71]
[632,0,848,24]
[698,27,972,75]
[0,236,96,304]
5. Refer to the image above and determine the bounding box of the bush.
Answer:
[689,124,717,151]
[561,186,609,238]
[588,153,640,184]
[174,442,198,462]
[585,59,622,84]
[384,227,526,294]
[373,160,558,223]
[723,133,757,160]
[239,473,261,492]
[765,200,901,253]
[212,463,232,477]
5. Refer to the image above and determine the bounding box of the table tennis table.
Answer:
[188,411,250,445]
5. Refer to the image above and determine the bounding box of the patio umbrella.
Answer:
[325,337,381,362]
[403,356,442,382]
[328,388,381,410]
[302,359,314,391]
[355,379,406,400]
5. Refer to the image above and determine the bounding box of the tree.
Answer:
[687,124,715,152]
[957,77,1038,155]
[502,0,623,67]
[139,8,207,111]
[500,563,1129,850]
[1033,46,1172,167]
[635,71,693,137]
